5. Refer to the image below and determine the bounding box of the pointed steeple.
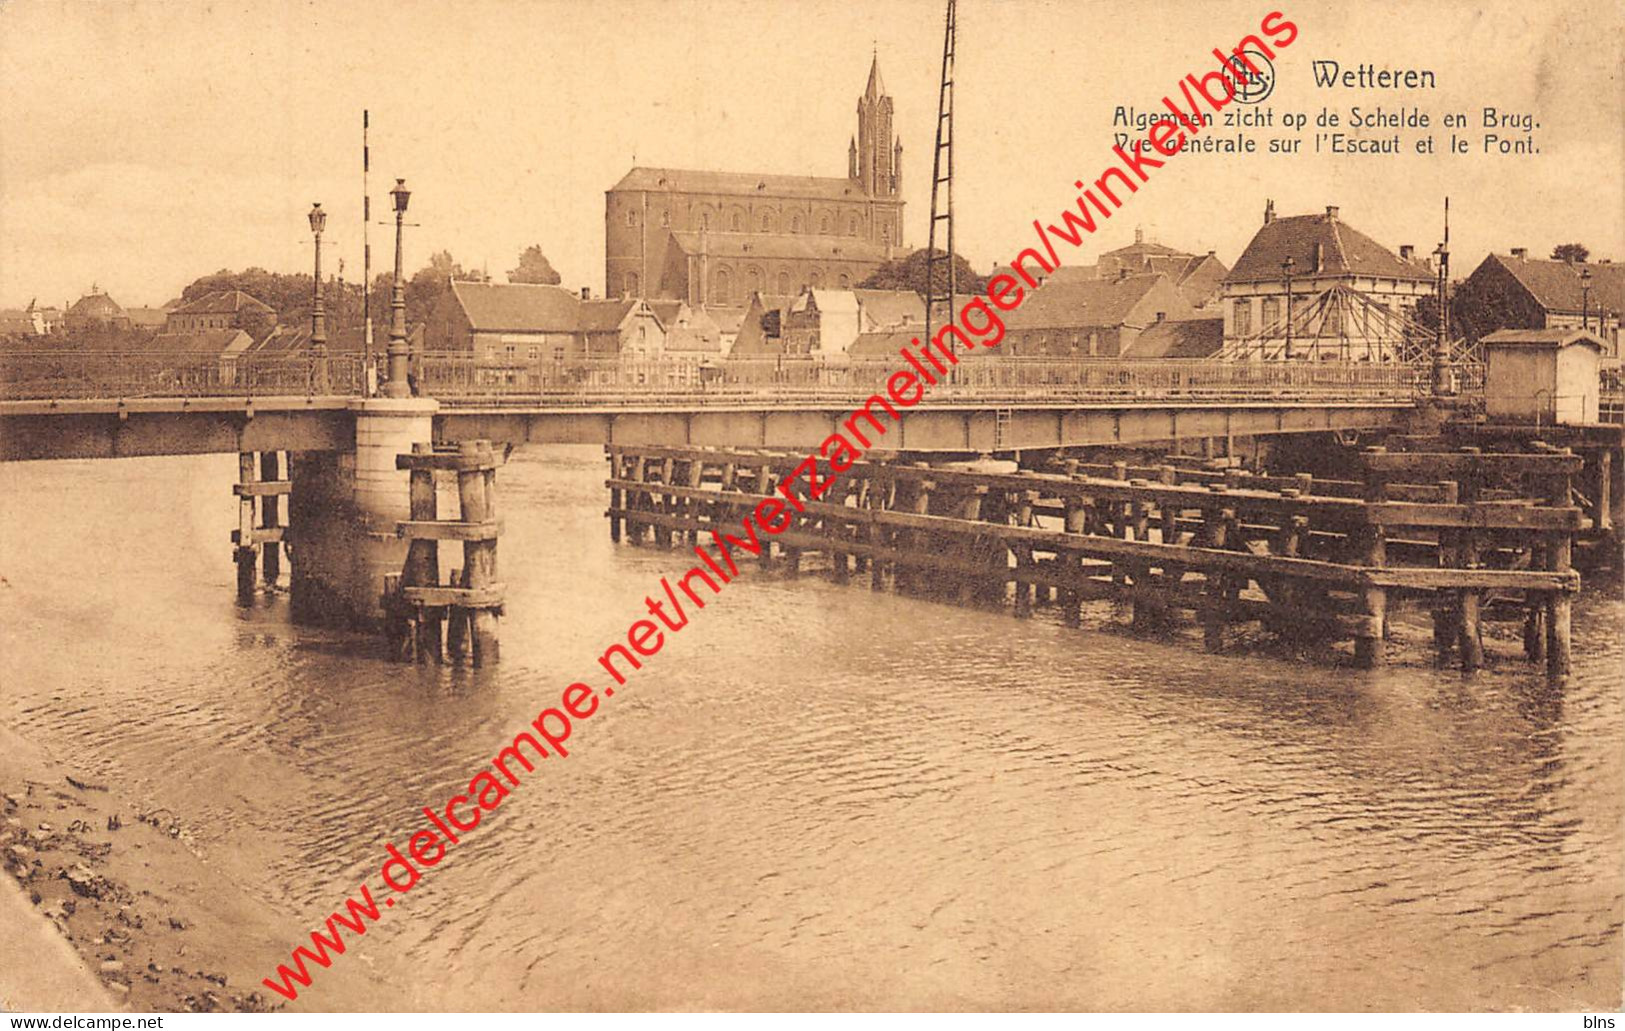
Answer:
[865,51,885,100]
[849,135,859,180]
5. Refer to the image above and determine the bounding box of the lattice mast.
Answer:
[1432,196,1453,395]
[924,0,958,350]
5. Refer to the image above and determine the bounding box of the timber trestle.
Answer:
[605,443,1583,676]
[383,439,505,665]
[232,450,290,603]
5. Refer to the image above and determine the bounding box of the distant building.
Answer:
[64,287,130,331]
[124,306,170,331]
[1097,230,1230,310]
[1220,203,1435,360]
[424,281,665,362]
[647,301,723,358]
[1456,251,1624,357]
[1003,272,1198,358]
[164,290,275,335]
[605,56,907,305]
[782,288,925,358]
[728,292,800,358]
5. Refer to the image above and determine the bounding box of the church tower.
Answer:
[855,54,900,198]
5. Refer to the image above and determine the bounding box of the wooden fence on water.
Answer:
[604,443,1584,675]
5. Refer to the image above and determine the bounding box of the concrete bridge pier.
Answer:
[287,398,439,629]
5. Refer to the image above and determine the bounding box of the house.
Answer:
[124,306,171,331]
[1481,328,1605,425]
[782,287,927,359]
[727,292,799,358]
[1097,230,1230,310]
[706,306,746,355]
[1121,317,1226,358]
[1003,272,1198,357]
[164,290,275,335]
[64,287,130,331]
[1221,203,1436,359]
[648,301,723,358]
[424,281,665,363]
[1455,251,1624,357]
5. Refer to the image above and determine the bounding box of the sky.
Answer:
[1,0,1621,309]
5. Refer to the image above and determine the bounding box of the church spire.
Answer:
[865,51,885,101]
[856,53,897,199]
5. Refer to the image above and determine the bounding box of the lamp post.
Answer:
[1581,267,1593,333]
[307,203,328,346]
[1281,257,1295,360]
[1433,238,1452,395]
[384,178,412,398]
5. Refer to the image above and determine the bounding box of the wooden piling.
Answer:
[405,442,443,663]
[259,451,282,585]
[1545,450,1575,676]
[235,452,257,605]
[458,441,500,665]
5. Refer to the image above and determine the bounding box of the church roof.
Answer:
[668,231,898,264]
[1226,210,1433,284]
[611,168,870,202]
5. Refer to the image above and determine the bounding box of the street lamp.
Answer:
[384,178,412,398]
[1581,266,1593,333]
[1281,256,1295,360]
[307,203,327,348]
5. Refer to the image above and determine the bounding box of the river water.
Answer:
[1,446,1620,1011]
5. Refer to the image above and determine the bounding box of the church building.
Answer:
[604,56,907,308]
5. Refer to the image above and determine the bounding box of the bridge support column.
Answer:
[288,398,439,629]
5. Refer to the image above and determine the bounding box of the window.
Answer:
[1088,331,1099,356]
[660,210,670,227]
[1261,296,1280,329]
[505,344,517,357]
[1233,299,1253,337]
[626,209,638,227]
[809,270,822,288]
[713,269,732,305]
[849,216,860,236]
[731,211,744,231]
[838,273,850,288]
[552,346,565,362]
[624,271,640,296]
[880,223,891,244]
[1069,333,1081,353]
[790,215,801,234]
[527,346,539,360]
[700,213,711,230]
[777,271,791,294]
[759,212,775,232]
[820,216,831,234]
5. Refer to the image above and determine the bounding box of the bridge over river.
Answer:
[0,351,1427,463]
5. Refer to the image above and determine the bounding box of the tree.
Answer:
[857,248,988,297]
[1551,243,1590,264]
[507,245,562,285]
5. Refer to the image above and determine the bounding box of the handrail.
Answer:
[0,349,1455,407]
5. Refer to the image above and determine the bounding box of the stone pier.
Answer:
[288,398,438,628]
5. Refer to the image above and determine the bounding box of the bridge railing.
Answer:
[418,354,1432,406]
[0,350,365,400]
[0,349,1444,406]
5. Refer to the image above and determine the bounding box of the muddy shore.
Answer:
[0,724,301,1012]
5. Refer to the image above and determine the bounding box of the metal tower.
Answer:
[924,0,958,352]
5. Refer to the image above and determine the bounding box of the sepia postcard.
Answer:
[1,0,1621,1018]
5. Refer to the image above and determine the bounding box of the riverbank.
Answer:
[0,723,290,1012]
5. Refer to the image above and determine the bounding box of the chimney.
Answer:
[1155,311,1166,322]
[580,286,591,299]
[1325,205,1339,221]
[1134,227,1144,244]
[1312,241,1324,273]
[1263,199,1275,225]
[1399,245,1414,262]
[1511,247,1528,259]
[1118,267,1131,281]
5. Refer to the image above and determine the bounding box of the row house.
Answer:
[1456,251,1624,357]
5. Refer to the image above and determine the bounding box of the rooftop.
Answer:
[611,168,869,202]
[1226,209,1434,284]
